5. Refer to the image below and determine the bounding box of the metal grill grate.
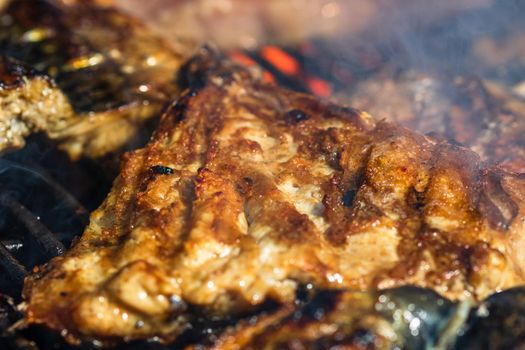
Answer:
[0,137,115,349]
[0,136,112,300]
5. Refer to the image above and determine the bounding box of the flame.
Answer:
[260,46,300,76]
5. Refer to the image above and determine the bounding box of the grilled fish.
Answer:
[0,0,184,159]
[343,68,525,172]
[23,48,525,344]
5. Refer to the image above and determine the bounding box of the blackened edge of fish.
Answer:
[177,45,257,92]
[0,55,49,89]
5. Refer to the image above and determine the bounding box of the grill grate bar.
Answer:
[25,161,89,225]
[0,242,28,287]
[0,194,65,258]
[2,239,24,252]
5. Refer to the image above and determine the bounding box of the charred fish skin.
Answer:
[0,0,184,159]
[0,54,45,89]
[22,47,525,345]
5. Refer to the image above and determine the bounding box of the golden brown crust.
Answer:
[23,48,525,344]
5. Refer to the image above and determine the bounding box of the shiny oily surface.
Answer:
[23,49,525,345]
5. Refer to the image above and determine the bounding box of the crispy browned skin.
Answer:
[23,49,525,344]
[0,0,184,158]
[343,69,525,172]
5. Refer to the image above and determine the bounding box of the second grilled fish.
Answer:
[0,0,185,159]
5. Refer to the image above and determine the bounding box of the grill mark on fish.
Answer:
[22,48,525,346]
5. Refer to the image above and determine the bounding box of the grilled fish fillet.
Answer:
[0,0,184,159]
[344,69,525,172]
[23,48,525,344]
